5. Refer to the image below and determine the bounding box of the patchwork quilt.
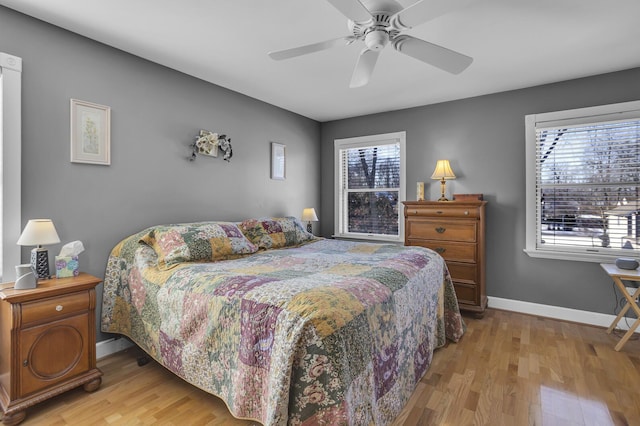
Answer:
[101,229,464,425]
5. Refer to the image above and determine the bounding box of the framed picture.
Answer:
[70,99,111,165]
[271,142,286,180]
[416,182,425,201]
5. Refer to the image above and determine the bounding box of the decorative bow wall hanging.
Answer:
[189,130,233,162]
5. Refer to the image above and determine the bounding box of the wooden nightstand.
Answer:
[0,273,103,425]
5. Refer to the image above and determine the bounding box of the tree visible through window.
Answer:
[525,101,640,261]
[335,132,406,241]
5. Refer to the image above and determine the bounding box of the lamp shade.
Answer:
[430,160,456,180]
[17,219,61,246]
[301,208,319,222]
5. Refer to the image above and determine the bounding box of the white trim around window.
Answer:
[525,100,640,262]
[334,131,406,243]
[0,52,22,281]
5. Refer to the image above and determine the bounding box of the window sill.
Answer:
[332,234,403,244]
[523,248,625,263]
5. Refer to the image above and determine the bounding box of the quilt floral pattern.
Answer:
[101,231,464,426]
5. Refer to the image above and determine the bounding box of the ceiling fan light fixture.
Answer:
[268,0,475,87]
[364,29,389,51]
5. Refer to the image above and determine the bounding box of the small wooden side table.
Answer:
[600,263,640,351]
[0,273,103,425]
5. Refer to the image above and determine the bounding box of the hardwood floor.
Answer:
[5,308,639,425]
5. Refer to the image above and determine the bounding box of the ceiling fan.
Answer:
[268,0,474,88]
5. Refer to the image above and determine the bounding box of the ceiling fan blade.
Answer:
[391,0,474,30]
[325,0,373,24]
[269,36,356,61]
[392,35,472,74]
[350,49,380,88]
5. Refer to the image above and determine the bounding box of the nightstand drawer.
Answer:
[21,291,89,325]
[406,220,476,242]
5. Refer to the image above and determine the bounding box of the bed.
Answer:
[100,217,464,425]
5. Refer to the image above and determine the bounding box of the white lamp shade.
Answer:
[430,160,456,180]
[17,219,61,246]
[301,208,319,222]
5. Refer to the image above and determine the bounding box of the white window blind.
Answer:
[525,100,640,261]
[334,132,406,241]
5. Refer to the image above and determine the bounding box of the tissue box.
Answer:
[55,256,79,278]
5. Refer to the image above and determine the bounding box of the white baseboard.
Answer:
[488,296,639,332]
[96,337,134,359]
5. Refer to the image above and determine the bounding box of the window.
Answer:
[1,52,22,280]
[525,100,640,262]
[334,131,406,242]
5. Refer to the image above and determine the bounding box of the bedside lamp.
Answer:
[17,219,60,279]
[301,208,319,234]
[431,160,456,201]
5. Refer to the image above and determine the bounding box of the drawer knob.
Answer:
[56,305,63,312]
[464,211,469,215]
[435,227,446,233]
[436,211,443,214]
[435,247,446,254]
[23,360,28,367]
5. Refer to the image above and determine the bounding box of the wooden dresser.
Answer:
[403,200,487,315]
[0,273,103,425]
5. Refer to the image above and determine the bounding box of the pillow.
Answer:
[140,222,258,270]
[239,216,316,250]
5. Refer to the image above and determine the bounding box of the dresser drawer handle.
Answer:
[56,305,63,312]
[436,211,443,214]
[23,360,28,367]
[435,227,446,233]
[435,247,446,254]
[464,211,469,215]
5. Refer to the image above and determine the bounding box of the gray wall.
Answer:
[5,3,640,339]
[1,6,320,341]
[320,67,640,315]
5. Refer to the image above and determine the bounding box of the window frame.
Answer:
[0,52,22,281]
[524,100,640,262]
[333,131,406,243]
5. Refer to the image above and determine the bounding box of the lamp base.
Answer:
[31,247,50,279]
[306,222,313,234]
[438,178,449,202]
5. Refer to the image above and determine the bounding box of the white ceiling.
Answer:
[2,0,640,122]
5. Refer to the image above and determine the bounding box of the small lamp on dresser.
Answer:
[431,160,456,201]
[17,219,61,279]
[301,208,319,234]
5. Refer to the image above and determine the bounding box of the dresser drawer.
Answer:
[406,220,476,242]
[408,240,477,263]
[405,205,480,218]
[447,262,477,283]
[453,281,478,306]
[21,291,89,325]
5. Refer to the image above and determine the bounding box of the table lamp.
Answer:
[17,219,61,279]
[301,208,319,234]
[431,160,456,201]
